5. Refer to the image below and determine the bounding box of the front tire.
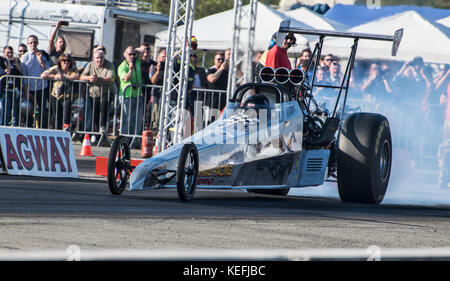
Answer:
[176,143,199,201]
[107,136,131,195]
[337,113,392,204]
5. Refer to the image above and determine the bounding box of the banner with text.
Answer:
[0,127,78,178]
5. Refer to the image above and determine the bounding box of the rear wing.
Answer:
[279,20,403,56]
[276,20,404,120]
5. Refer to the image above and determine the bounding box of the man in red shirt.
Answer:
[265,32,296,70]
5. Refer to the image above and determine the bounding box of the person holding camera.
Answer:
[204,51,229,125]
[144,49,166,134]
[207,52,229,98]
[0,46,22,126]
[48,20,68,66]
[118,46,143,136]
[361,62,392,103]
[392,56,427,103]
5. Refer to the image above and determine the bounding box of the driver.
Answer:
[242,93,271,120]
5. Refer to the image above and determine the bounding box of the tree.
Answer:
[152,0,170,16]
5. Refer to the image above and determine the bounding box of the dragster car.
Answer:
[107,21,403,204]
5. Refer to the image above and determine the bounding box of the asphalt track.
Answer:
[1,144,450,260]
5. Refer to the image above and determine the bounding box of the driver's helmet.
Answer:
[243,93,270,110]
[242,93,271,120]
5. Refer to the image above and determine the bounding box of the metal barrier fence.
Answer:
[0,75,227,147]
[2,73,443,165]
[0,75,118,145]
[120,83,227,145]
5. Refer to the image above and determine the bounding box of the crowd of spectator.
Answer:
[2,24,450,187]
[1,22,449,156]
[294,49,449,184]
[0,23,233,146]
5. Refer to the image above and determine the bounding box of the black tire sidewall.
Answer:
[370,118,392,203]
[176,143,199,201]
[337,113,392,204]
[107,136,130,195]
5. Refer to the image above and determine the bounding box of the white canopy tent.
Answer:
[154,3,312,52]
[437,16,450,28]
[321,11,450,64]
[284,7,348,31]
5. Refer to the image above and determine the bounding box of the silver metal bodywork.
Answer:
[127,21,402,197]
[129,83,330,191]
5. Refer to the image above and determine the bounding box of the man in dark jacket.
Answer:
[146,49,166,134]
[0,46,22,126]
[190,53,207,120]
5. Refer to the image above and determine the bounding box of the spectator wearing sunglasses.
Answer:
[91,45,114,71]
[320,54,335,77]
[206,51,228,106]
[204,51,229,125]
[265,32,296,70]
[41,54,79,131]
[17,44,27,61]
[0,45,22,126]
[207,51,228,91]
[118,45,143,136]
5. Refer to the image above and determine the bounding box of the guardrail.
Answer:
[119,83,228,146]
[1,74,443,167]
[0,75,119,145]
[0,75,227,147]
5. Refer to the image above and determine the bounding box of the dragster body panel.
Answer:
[130,98,304,190]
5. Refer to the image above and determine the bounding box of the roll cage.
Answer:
[278,20,403,120]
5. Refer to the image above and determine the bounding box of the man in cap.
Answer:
[265,32,296,70]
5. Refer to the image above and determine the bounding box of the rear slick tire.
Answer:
[337,113,392,204]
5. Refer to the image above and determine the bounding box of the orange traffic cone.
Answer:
[80,134,93,156]
[153,133,159,156]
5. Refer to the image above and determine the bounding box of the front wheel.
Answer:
[337,113,392,204]
[176,143,199,201]
[107,136,131,195]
